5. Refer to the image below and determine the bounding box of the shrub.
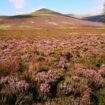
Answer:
[0,75,31,105]
[0,58,20,76]
[71,64,105,89]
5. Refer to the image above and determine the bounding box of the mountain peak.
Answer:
[37,8,52,12]
[31,8,62,16]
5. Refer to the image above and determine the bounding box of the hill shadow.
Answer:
[82,15,103,22]
[7,15,36,19]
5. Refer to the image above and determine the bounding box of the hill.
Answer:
[81,15,103,22]
[0,8,103,28]
[30,8,62,16]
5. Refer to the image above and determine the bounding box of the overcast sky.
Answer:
[0,0,104,15]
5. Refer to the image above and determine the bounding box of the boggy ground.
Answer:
[0,28,105,105]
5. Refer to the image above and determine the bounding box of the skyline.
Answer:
[0,0,104,16]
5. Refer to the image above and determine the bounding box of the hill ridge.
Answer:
[0,8,103,28]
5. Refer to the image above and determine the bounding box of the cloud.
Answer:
[93,0,105,14]
[9,0,26,9]
[88,0,104,14]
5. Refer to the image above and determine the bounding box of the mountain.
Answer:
[0,8,103,28]
[81,15,103,22]
[67,14,103,22]
[30,8,62,16]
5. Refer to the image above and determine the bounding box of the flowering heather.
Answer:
[58,81,72,95]
[71,64,105,89]
[98,67,105,77]
[0,34,105,61]
[0,75,31,105]
[40,83,51,94]
[0,76,29,94]
[0,33,105,105]
[58,57,67,68]
[35,70,63,84]
[35,72,48,83]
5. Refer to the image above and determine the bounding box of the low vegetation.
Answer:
[0,25,11,30]
[0,27,105,105]
[0,27,105,39]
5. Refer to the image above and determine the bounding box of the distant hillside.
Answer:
[81,15,103,22]
[0,8,103,28]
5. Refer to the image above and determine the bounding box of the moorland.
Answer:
[0,9,105,105]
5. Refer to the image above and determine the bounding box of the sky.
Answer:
[0,0,104,16]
